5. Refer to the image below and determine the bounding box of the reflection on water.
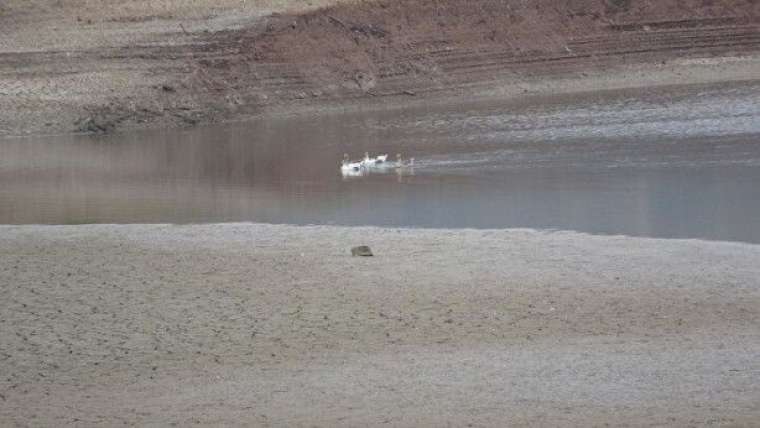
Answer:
[1,82,760,243]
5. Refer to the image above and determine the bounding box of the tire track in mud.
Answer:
[231,19,760,98]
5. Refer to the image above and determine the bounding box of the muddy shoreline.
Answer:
[2,0,760,137]
[1,223,759,425]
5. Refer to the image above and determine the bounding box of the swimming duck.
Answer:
[361,152,389,167]
[341,153,362,172]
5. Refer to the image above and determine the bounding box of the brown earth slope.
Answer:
[1,0,760,135]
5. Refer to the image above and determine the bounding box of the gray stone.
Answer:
[351,246,373,257]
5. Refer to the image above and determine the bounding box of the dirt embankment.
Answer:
[2,0,760,136]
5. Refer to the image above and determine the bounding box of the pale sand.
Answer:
[1,224,759,426]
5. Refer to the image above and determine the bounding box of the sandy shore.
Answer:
[1,224,759,426]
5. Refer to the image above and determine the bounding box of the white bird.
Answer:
[341,152,399,177]
[341,153,362,172]
[361,152,389,168]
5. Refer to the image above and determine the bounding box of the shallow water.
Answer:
[2,82,760,243]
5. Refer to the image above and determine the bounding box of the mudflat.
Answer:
[2,224,759,426]
[2,0,759,136]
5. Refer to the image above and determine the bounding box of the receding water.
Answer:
[2,82,760,243]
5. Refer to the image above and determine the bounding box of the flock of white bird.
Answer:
[341,152,414,176]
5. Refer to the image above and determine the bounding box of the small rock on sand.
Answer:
[351,246,373,257]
